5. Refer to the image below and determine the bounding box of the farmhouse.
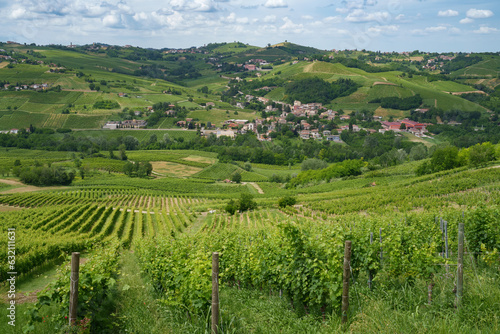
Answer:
[102,121,121,129]
[121,120,147,128]
[216,129,236,138]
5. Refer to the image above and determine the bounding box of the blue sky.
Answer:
[0,0,498,52]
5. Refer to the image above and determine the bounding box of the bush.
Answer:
[231,172,242,183]
[278,196,296,208]
[238,193,257,212]
[225,199,238,215]
[301,158,328,171]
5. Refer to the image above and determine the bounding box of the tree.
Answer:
[301,158,328,171]
[243,161,252,172]
[238,193,256,212]
[225,199,237,215]
[123,162,134,176]
[118,144,127,161]
[278,196,296,208]
[409,144,428,161]
[231,172,242,184]
[400,123,406,130]
[469,142,496,168]
[430,146,460,172]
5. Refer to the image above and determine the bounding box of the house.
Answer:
[118,93,127,97]
[121,120,147,128]
[401,119,425,130]
[323,130,331,136]
[165,110,176,116]
[134,111,141,116]
[242,123,255,132]
[206,102,215,107]
[381,121,402,131]
[10,129,19,134]
[102,121,121,129]
[257,97,269,104]
[326,135,342,142]
[216,129,236,138]
[176,121,186,127]
[244,64,256,71]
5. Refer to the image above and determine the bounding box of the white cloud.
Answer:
[323,16,342,24]
[102,13,123,28]
[263,15,276,23]
[466,9,494,19]
[10,7,27,19]
[395,14,405,21]
[367,25,399,35]
[280,17,304,33]
[302,15,313,20]
[411,25,448,36]
[345,10,390,23]
[473,26,498,34]
[449,27,461,34]
[460,17,474,24]
[425,26,447,32]
[438,9,458,17]
[170,0,217,12]
[264,0,288,9]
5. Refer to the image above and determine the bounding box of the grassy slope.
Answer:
[0,45,493,130]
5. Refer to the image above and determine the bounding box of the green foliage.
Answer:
[417,146,464,175]
[468,142,496,168]
[370,95,423,110]
[287,159,365,188]
[25,242,120,333]
[225,199,238,215]
[465,206,500,259]
[301,158,328,171]
[238,193,257,212]
[231,172,242,183]
[92,100,120,109]
[19,165,75,186]
[278,195,296,208]
[123,161,153,177]
[284,77,359,104]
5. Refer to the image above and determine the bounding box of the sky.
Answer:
[0,0,498,52]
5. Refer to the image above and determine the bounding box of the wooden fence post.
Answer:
[368,232,373,290]
[342,240,352,325]
[212,252,219,334]
[457,223,464,309]
[69,252,80,327]
[379,228,383,265]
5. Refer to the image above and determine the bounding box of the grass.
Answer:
[72,129,198,141]
[0,110,49,130]
[188,108,257,127]
[151,161,203,177]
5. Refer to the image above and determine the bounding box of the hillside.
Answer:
[1,42,498,132]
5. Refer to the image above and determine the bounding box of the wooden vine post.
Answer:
[212,252,219,334]
[69,252,80,327]
[457,223,464,309]
[342,240,352,325]
[368,232,373,290]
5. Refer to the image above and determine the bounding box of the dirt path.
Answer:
[373,81,397,86]
[62,89,93,92]
[244,182,264,194]
[0,179,69,194]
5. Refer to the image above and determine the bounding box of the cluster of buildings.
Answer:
[422,55,457,70]
[2,83,49,91]
[102,120,147,129]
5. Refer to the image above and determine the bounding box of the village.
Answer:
[102,97,432,143]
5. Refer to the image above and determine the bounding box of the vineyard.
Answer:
[0,160,499,333]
